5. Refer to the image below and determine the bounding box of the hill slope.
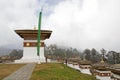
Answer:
[30,63,96,80]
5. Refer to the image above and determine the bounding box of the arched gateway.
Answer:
[15,29,52,63]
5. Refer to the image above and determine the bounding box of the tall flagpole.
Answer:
[37,11,42,64]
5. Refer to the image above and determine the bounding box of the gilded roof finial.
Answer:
[100,58,104,63]
[83,58,86,61]
[34,26,36,30]
[100,48,106,63]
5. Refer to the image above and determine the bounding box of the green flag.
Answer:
[37,12,42,56]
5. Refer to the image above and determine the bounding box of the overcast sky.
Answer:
[0,0,120,52]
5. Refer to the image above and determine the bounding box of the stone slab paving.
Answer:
[3,63,36,80]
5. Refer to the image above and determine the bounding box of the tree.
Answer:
[17,50,23,59]
[115,53,120,63]
[101,48,107,61]
[45,44,81,60]
[91,48,98,63]
[9,49,23,60]
[107,51,117,64]
[83,49,91,61]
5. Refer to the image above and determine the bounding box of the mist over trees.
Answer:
[45,44,120,64]
[0,49,23,63]
[0,44,119,64]
[45,44,81,60]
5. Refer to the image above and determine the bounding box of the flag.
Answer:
[37,12,42,56]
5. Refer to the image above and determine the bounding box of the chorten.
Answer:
[91,59,111,80]
[79,59,91,75]
[15,29,52,63]
[109,64,120,80]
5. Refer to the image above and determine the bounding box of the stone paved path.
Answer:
[3,63,36,80]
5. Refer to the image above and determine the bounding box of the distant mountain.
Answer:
[2,43,23,50]
[0,47,13,56]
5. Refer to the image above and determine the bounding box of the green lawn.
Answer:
[30,63,96,80]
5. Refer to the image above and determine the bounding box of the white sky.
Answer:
[0,0,120,51]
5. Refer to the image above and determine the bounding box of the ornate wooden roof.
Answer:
[109,64,120,74]
[92,60,110,70]
[79,59,91,65]
[15,29,52,40]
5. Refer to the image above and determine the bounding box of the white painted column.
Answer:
[15,40,46,63]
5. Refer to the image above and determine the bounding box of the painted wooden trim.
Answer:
[24,42,44,47]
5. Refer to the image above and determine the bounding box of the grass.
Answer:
[30,63,96,80]
[0,63,25,80]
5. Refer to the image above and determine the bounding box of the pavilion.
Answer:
[15,29,52,63]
